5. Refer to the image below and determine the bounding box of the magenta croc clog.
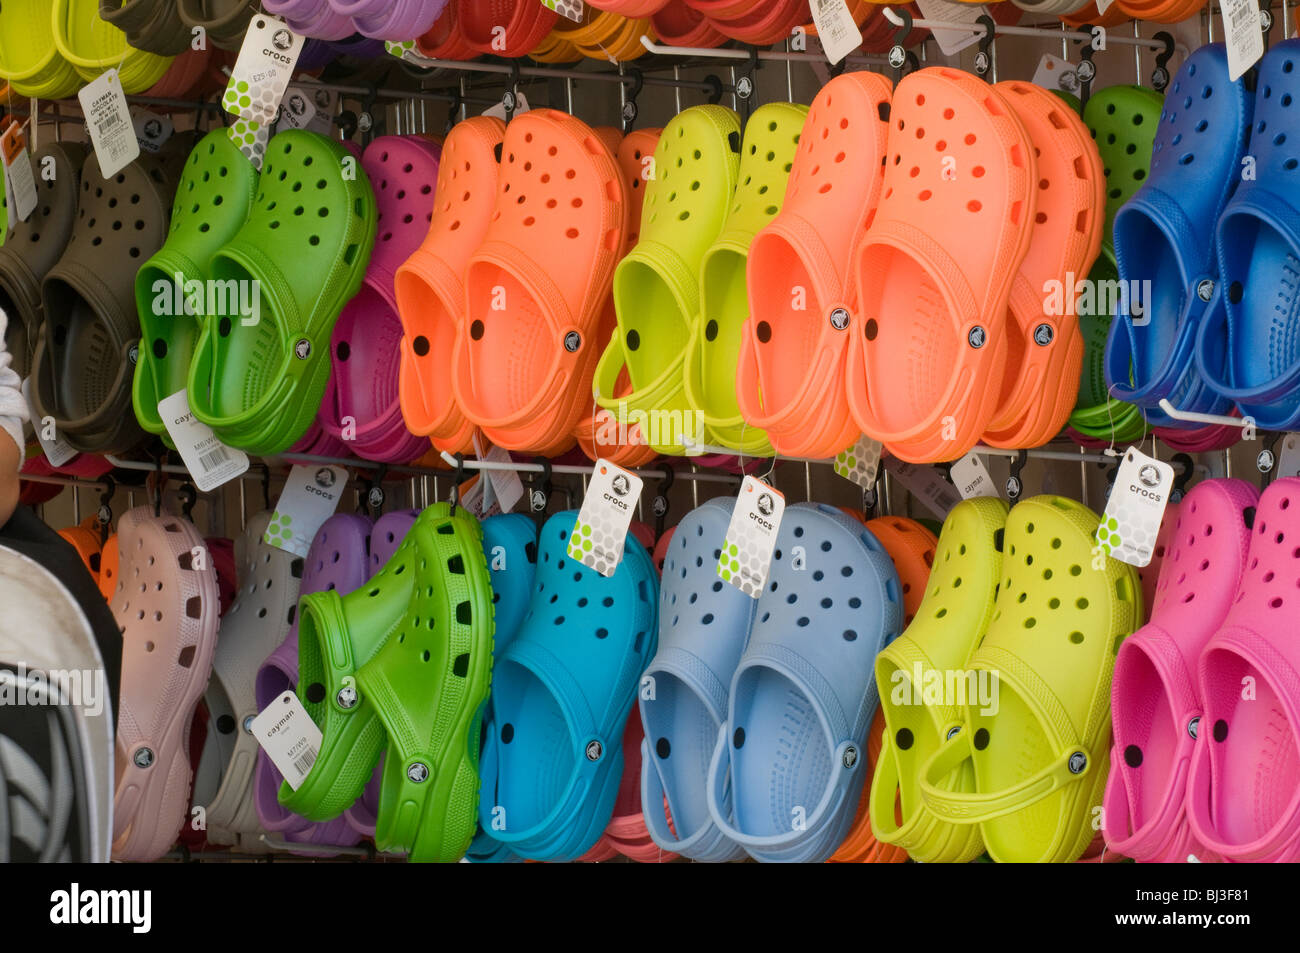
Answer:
[319,136,442,464]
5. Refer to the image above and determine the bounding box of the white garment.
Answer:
[0,308,28,467]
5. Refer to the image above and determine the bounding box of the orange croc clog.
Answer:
[58,516,105,583]
[847,68,1036,464]
[395,116,505,457]
[980,80,1104,450]
[576,127,662,467]
[453,110,628,456]
[735,71,893,460]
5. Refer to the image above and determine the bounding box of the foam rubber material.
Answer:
[31,148,184,456]
[736,73,892,459]
[981,81,1103,450]
[0,142,87,380]
[279,503,483,827]
[110,507,221,862]
[51,0,175,92]
[869,498,1005,863]
[705,0,810,44]
[830,514,936,865]
[478,511,659,862]
[575,127,662,468]
[1104,478,1256,863]
[706,503,904,862]
[652,0,727,46]
[187,130,377,456]
[133,130,259,444]
[261,0,356,40]
[456,0,558,57]
[329,0,447,40]
[396,117,503,455]
[252,514,371,844]
[1106,44,1249,428]
[594,105,740,456]
[320,136,441,464]
[98,0,193,56]
[198,513,305,846]
[1193,41,1300,430]
[918,495,1142,863]
[353,508,493,863]
[177,0,259,50]
[683,102,807,457]
[639,499,755,862]
[0,0,82,98]
[416,2,479,59]
[1186,477,1300,862]
[454,110,627,456]
[589,0,670,13]
[58,517,105,583]
[847,68,1035,463]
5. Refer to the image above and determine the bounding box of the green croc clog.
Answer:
[594,105,740,456]
[683,102,807,457]
[51,0,175,94]
[279,503,493,831]
[870,497,1007,864]
[187,130,377,455]
[0,0,82,99]
[133,129,259,443]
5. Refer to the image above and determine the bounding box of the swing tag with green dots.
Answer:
[718,476,786,599]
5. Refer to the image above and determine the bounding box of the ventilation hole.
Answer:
[1069,631,1084,644]
[973,728,989,750]
[1213,719,1228,742]
[185,597,202,619]
[501,723,514,743]
[1123,744,1143,768]
[305,682,326,704]
[733,727,745,748]
[178,646,196,668]
[447,554,465,574]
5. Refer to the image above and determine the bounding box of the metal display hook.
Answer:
[973,14,997,82]
[887,8,920,83]
[1150,31,1177,91]
[621,65,644,132]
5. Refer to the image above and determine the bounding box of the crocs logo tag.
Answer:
[888,46,906,69]
[1033,323,1054,346]
[945,726,961,741]
[1196,279,1215,302]
[336,685,358,709]
[406,762,429,783]
[128,345,139,365]
[294,339,311,360]
[1067,751,1088,775]
[586,740,603,761]
[242,715,256,735]
[1257,449,1275,473]
[829,307,850,331]
[967,326,986,349]
[842,746,858,769]
[133,747,154,769]
[564,330,581,353]
[1187,716,1200,739]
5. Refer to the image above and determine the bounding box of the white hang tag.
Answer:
[1031,53,1082,97]
[568,459,643,577]
[1095,446,1174,568]
[1,124,36,223]
[222,15,304,126]
[227,117,270,172]
[263,463,348,557]
[834,435,883,489]
[914,0,991,56]
[130,109,174,154]
[78,70,139,180]
[275,86,318,131]
[1274,433,1300,479]
[718,475,786,599]
[810,0,862,65]
[482,90,531,121]
[882,457,963,519]
[21,377,77,468]
[541,0,586,23]
[1220,0,1264,81]
[473,432,525,515]
[250,691,324,790]
[458,474,500,519]
[157,391,249,492]
[1096,0,1116,13]
[950,452,999,499]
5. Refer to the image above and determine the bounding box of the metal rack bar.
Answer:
[881,6,1176,50]
[638,34,890,65]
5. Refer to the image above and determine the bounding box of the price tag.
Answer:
[78,70,139,179]
[22,377,77,468]
[1275,433,1300,478]
[482,90,531,121]
[834,435,883,489]
[810,0,862,65]
[227,117,269,172]
[157,390,250,493]
[1031,53,1082,98]
[717,475,786,598]
[1220,0,1264,81]
[950,452,999,499]
[1094,446,1174,568]
[130,109,174,154]
[914,0,992,56]
[473,433,524,515]
[250,692,323,790]
[263,464,348,557]
[881,458,963,519]
[541,0,586,23]
[1,123,36,223]
[568,459,643,577]
[222,15,304,126]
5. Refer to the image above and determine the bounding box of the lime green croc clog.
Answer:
[683,101,807,457]
[594,104,740,456]
[0,0,82,99]
[870,497,1007,864]
[52,0,174,94]
[133,129,259,444]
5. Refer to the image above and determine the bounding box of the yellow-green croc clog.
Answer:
[0,0,81,99]
[52,0,174,94]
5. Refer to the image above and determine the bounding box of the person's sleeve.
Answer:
[0,309,29,468]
